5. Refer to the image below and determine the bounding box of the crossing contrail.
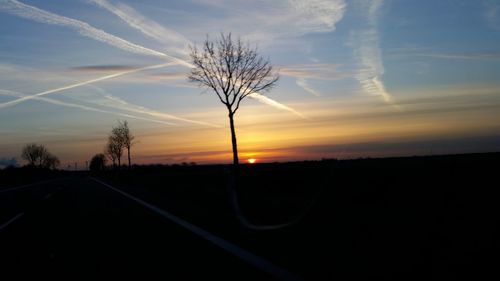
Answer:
[0,63,173,109]
[0,0,304,117]
[90,0,190,56]
[84,86,221,127]
[0,0,191,67]
[0,64,219,126]
[0,89,177,125]
[88,0,306,117]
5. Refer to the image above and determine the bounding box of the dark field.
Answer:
[1,152,499,280]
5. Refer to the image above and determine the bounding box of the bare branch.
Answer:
[188,33,279,114]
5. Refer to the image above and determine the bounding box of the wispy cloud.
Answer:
[71,65,188,82]
[193,0,346,41]
[296,78,321,97]
[89,0,191,57]
[280,63,350,96]
[351,0,396,106]
[83,87,221,127]
[72,65,139,72]
[418,52,500,60]
[0,0,304,117]
[0,0,191,66]
[89,0,307,115]
[0,63,174,109]
[279,63,347,80]
[276,0,346,36]
[0,89,177,125]
[248,93,306,118]
[0,66,220,127]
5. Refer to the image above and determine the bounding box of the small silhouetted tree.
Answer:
[114,120,134,168]
[105,135,123,169]
[105,120,134,169]
[188,33,279,167]
[21,143,42,166]
[43,154,60,170]
[21,143,59,169]
[89,153,106,172]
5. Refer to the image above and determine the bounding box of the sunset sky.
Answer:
[1,0,500,168]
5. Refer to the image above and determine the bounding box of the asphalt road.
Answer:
[0,175,295,280]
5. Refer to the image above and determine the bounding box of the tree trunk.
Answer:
[228,112,239,166]
[118,157,121,169]
[127,147,131,168]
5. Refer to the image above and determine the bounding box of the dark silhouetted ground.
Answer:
[1,152,499,280]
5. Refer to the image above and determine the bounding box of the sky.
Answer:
[1,0,500,168]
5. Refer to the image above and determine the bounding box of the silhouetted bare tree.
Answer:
[188,33,279,167]
[105,135,123,169]
[43,154,60,170]
[105,141,116,167]
[114,120,134,168]
[21,143,42,166]
[21,143,59,169]
[89,153,107,172]
[105,120,134,169]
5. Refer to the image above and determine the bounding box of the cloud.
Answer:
[0,63,212,126]
[296,78,321,96]
[0,81,219,128]
[0,63,70,84]
[279,63,347,80]
[280,63,351,97]
[193,0,346,41]
[89,0,191,57]
[0,89,178,125]
[248,93,307,118]
[89,0,308,115]
[71,65,139,72]
[0,0,304,117]
[0,0,191,66]
[143,72,188,81]
[418,52,500,60]
[279,134,500,160]
[0,63,174,109]
[351,0,396,106]
[71,65,188,82]
[84,87,221,127]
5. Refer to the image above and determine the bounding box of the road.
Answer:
[0,175,298,280]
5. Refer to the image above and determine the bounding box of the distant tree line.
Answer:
[90,120,135,172]
[21,143,60,169]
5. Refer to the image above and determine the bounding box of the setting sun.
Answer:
[248,158,257,164]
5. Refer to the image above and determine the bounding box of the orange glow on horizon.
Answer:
[248,158,257,164]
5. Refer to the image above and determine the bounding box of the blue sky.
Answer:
[1,0,500,168]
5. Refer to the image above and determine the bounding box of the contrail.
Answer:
[249,93,306,118]
[0,89,177,125]
[0,0,191,67]
[89,0,191,56]
[0,0,304,116]
[0,64,218,126]
[0,63,174,109]
[89,0,305,117]
[352,0,399,108]
[296,78,321,97]
[85,86,221,127]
